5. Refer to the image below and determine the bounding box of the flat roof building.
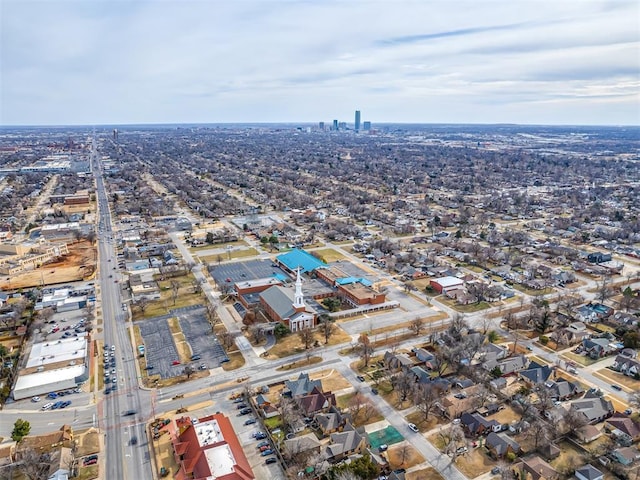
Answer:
[172,413,254,480]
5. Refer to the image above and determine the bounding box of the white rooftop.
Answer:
[434,276,464,287]
[235,277,282,289]
[195,419,236,477]
[27,337,88,368]
[14,364,85,391]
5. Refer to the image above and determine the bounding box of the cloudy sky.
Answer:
[1,0,639,126]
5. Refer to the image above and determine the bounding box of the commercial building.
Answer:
[354,110,361,132]
[172,413,254,480]
[12,337,89,400]
[430,276,464,294]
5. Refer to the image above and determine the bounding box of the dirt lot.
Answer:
[386,441,425,471]
[0,240,96,290]
[455,448,497,478]
[407,467,444,480]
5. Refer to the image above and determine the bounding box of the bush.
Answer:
[539,335,549,345]
[506,451,517,463]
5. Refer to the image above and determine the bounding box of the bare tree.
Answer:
[298,328,315,349]
[397,443,411,465]
[438,424,465,460]
[170,280,181,305]
[392,370,415,404]
[409,317,425,336]
[183,365,194,379]
[249,325,265,344]
[319,315,335,344]
[15,447,51,480]
[526,419,552,452]
[414,383,441,422]
[205,303,220,332]
[219,331,235,350]
[562,408,588,435]
[355,333,374,367]
[133,297,150,313]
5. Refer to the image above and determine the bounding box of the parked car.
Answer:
[265,457,277,465]
[244,418,257,425]
[257,441,270,448]
[123,409,137,416]
[31,396,41,402]
[130,436,138,445]
[83,457,98,466]
[379,444,388,452]
[456,446,468,454]
[371,388,379,395]
[356,375,366,382]
[41,402,54,410]
[238,408,252,415]
[191,354,201,361]
[261,449,274,456]
[254,433,267,440]
[408,423,419,433]
[171,360,181,365]
[612,384,622,391]
[236,404,248,410]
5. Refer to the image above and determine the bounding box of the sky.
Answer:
[1,0,639,126]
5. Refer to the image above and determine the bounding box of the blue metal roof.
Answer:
[276,249,326,273]
[336,277,372,287]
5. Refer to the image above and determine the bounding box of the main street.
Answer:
[93,139,153,480]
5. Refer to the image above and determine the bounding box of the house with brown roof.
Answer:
[604,413,640,444]
[296,386,336,417]
[512,455,559,480]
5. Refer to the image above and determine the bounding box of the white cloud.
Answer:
[1,0,638,125]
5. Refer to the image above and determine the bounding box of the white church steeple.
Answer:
[293,267,305,309]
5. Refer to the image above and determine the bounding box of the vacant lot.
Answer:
[0,240,96,290]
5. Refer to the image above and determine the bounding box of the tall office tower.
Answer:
[363,121,371,131]
[332,119,339,131]
[319,122,325,131]
[355,110,361,132]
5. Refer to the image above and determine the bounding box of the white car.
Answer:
[408,423,419,433]
[111,345,116,351]
[31,396,41,402]
[41,402,54,410]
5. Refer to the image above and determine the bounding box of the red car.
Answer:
[171,360,180,365]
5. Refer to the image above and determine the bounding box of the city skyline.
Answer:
[1,0,639,126]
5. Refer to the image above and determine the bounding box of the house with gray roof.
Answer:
[284,433,322,458]
[325,422,368,462]
[574,464,604,480]
[314,406,351,436]
[460,412,501,436]
[570,397,614,424]
[485,432,521,459]
[283,373,322,398]
[483,354,529,375]
[611,354,640,377]
[519,365,554,387]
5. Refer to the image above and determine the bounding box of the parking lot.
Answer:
[138,306,229,379]
[137,317,181,379]
[177,306,228,367]
[209,259,289,286]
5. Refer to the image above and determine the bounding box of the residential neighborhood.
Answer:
[0,124,638,480]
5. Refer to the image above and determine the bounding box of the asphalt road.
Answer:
[93,142,153,480]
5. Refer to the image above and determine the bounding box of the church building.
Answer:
[259,268,316,332]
